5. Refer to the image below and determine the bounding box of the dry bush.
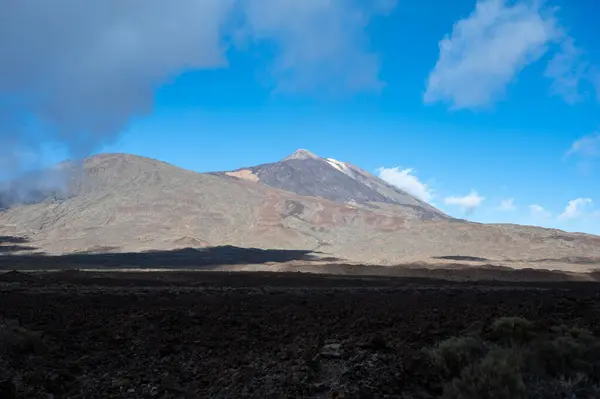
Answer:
[443,348,526,399]
[528,373,600,399]
[427,336,486,379]
[528,326,600,380]
[490,316,537,346]
[427,317,600,399]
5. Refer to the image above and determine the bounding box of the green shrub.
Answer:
[529,326,600,379]
[490,316,537,346]
[427,317,600,399]
[427,336,486,378]
[443,348,526,399]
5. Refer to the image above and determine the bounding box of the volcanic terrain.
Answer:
[1,150,600,272]
[2,152,600,399]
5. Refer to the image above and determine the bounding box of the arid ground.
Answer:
[2,269,600,398]
[4,153,600,270]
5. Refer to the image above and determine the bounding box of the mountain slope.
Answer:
[221,149,448,221]
[1,153,600,270]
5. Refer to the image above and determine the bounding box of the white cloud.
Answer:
[529,204,551,219]
[424,0,559,109]
[565,132,600,158]
[0,0,395,173]
[376,167,434,203]
[498,198,516,211]
[242,0,395,94]
[558,198,593,220]
[444,190,484,214]
[545,37,589,104]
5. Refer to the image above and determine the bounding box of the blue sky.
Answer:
[3,0,600,234]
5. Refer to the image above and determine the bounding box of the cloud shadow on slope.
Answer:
[0,245,336,270]
[0,235,39,254]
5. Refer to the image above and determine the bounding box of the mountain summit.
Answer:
[224,149,449,221]
[2,152,600,269]
[282,149,320,161]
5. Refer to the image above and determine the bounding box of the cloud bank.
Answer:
[0,0,395,172]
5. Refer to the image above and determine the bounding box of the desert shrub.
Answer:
[0,319,44,363]
[527,373,600,399]
[490,316,537,346]
[427,317,600,399]
[443,348,526,399]
[528,326,600,379]
[427,336,486,378]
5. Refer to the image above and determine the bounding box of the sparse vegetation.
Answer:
[427,316,600,398]
[0,318,44,363]
[427,336,486,378]
[490,316,536,346]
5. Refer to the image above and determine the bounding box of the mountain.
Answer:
[219,149,448,221]
[1,152,600,270]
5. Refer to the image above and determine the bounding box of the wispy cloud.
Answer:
[544,37,590,104]
[529,204,551,219]
[498,198,516,211]
[376,167,434,203]
[424,0,559,109]
[565,132,600,158]
[242,0,396,94]
[558,198,593,220]
[444,190,484,214]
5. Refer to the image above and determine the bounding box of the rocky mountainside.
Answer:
[220,149,448,221]
[1,152,600,269]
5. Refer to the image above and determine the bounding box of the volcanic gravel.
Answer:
[1,271,600,398]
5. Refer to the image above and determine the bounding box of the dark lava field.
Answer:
[1,270,600,398]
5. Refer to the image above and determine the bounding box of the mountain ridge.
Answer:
[1,152,600,271]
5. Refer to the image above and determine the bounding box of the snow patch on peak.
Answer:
[325,158,346,172]
[325,158,357,179]
[282,150,357,179]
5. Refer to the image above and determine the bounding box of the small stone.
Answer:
[311,382,329,393]
[111,378,131,388]
[320,343,343,359]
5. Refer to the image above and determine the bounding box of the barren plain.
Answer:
[2,270,600,398]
